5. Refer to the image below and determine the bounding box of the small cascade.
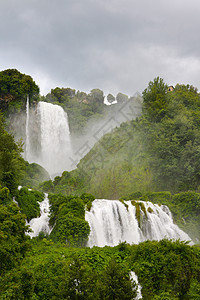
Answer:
[130,271,142,299]
[27,193,51,238]
[25,95,30,161]
[36,101,72,177]
[85,199,192,247]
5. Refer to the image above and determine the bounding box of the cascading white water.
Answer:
[35,102,72,177]
[25,95,30,161]
[130,271,142,299]
[27,193,51,238]
[85,199,192,247]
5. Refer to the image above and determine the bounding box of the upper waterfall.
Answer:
[37,102,72,176]
[85,199,192,247]
[26,101,73,177]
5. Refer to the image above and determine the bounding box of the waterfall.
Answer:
[27,193,51,238]
[25,95,30,161]
[130,271,142,299]
[85,199,192,247]
[35,102,72,177]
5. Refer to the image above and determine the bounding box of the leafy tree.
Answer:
[116,92,128,103]
[0,69,39,114]
[186,279,200,299]
[89,89,104,103]
[142,77,168,121]
[98,258,137,300]
[0,185,11,205]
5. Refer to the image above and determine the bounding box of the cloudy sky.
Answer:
[1,0,200,97]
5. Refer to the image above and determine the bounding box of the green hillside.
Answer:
[40,78,200,198]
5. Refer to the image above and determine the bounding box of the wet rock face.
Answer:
[7,106,41,160]
[28,107,42,159]
[7,111,27,143]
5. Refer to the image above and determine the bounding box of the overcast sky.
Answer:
[1,0,200,97]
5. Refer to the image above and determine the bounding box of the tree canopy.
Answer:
[142,76,169,122]
[0,69,39,114]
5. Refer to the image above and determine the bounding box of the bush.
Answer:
[16,187,44,222]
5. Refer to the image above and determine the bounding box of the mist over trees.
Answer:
[42,77,200,197]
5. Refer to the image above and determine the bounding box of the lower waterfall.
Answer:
[85,199,192,247]
[27,197,192,247]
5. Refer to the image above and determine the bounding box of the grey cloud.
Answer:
[1,0,200,95]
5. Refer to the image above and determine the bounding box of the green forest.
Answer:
[1,69,200,299]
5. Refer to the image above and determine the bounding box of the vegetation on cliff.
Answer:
[0,186,30,275]
[48,193,94,246]
[0,69,39,115]
[0,113,25,193]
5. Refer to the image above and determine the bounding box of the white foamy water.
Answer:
[85,199,192,247]
[130,271,142,299]
[27,193,51,238]
[36,102,72,176]
[24,101,72,177]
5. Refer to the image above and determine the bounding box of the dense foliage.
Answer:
[142,77,169,122]
[143,82,200,191]
[132,240,200,299]
[0,238,200,299]
[0,113,25,193]
[0,186,30,275]
[0,69,39,114]
[48,193,94,246]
